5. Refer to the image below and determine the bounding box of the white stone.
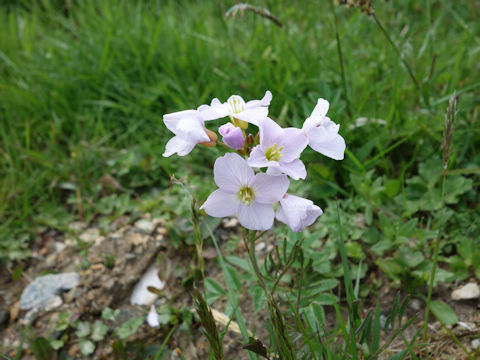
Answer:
[472,339,480,350]
[223,218,239,228]
[130,264,165,306]
[134,219,155,234]
[44,296,63,312]
[79,228,100,243]
[451,282,480,301]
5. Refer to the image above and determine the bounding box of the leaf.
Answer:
[345,241,364,259]
[31,337,54,360]
[430,300,458,325]
[224,265,242,292]
[251,285,266,312]
[91,321,108,342]
[115,317,144,340]
[102,307,120,321]
[204,277,226,304]
[76,321,91,338]
[79,339,95,356]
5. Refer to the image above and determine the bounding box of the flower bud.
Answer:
[218,123,245,150]
[199,129,218,148]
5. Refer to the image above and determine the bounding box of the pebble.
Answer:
[255,242,266,252]
[54,241,67,253]
[409,298,422,311]
[223,218,239,228]
[79,228,100,243]
[472,339,480,350]
[19,272,80,310]
[44,296,63,312]
[451,282,480,301]
[135,219,155,234]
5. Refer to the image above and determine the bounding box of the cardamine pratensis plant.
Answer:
[162,91,346,358]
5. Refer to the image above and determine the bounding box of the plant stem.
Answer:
[423,237,440,340]
[242,230,297,360]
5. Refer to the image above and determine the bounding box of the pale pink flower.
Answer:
[162,110,212,157]
[201,153,289,231]
[197,91,272,126]
[276,194,323,232]
[302,99,345,160]
[147,304,160,327]
[248,117,308,180]
[218,123,245,150]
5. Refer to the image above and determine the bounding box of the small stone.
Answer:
[125,253,136,260]
[134,219,155,234]
[472,339,480,350]
[451,282,480,301]
[156,227,168,236]
[19,272,80,310]
[21,308,40,325]
[44,296,63,312]
[79,228,100,243]
[223,218,238,228]
[255,242,266,252]
[54,241,67,253]
[45,253,57,268]
[409,298,422,311]
[68,221,86,232]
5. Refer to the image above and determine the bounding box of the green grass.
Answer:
[0,0,479,298]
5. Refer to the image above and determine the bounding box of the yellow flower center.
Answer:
[227,95,245,114]
[237,186,255,206]
[265,143,283,162]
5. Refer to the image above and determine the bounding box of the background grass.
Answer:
[0,0,479,279]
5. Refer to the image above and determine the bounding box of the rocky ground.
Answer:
[0,214,479,359]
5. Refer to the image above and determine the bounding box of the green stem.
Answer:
[243,230,296,360]
[424,237,440,340]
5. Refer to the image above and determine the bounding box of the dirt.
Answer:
[0,215,479,359]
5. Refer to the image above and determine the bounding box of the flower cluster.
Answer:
[163,91,345,232]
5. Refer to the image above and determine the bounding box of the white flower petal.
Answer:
[237,202,274,231]
[276,194,323,232]
[235,107,269,126]
[279,128,308,163]
[245,90,272,108]
[268,159,306,180]
[311,98,329,118]
[214,153,255,192]
[201,190,239,217]
[302,115,320,133]
[163,109,197,133]
[198,100,229,121]
[147,305,160,327]
[247,146,277,169]
[308,121,346,160]
[253,173,289,204]
[176,117,210,143]
[258,117,284,149]
[163,136,196,157]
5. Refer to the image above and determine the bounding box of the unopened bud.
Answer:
[199,129,218,148]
